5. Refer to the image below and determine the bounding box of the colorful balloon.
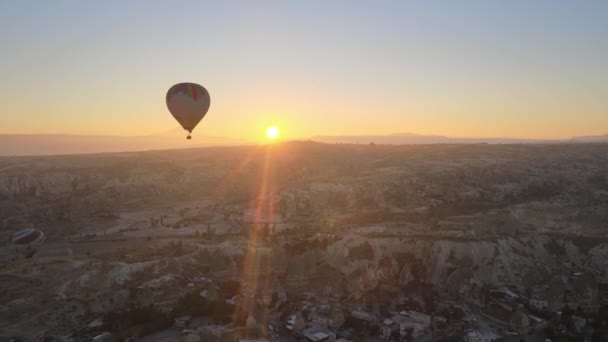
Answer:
[166,83,210,139]
[12,228,44,245]
[12,228,45,258]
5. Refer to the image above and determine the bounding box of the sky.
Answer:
[0,1,607,142]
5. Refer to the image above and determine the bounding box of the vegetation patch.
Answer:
[349,241,374,260]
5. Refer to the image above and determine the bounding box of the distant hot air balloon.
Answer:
[166,83,210,140]
[12,228,45,258]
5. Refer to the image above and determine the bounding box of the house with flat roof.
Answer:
[351,310,376,323]
[464,330,500,342]
[175,315,192,329]
[302,326,336,342]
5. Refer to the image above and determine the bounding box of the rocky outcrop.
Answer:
[510,304,529,334]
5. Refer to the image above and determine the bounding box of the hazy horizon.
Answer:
[1,128,607,140]
[4,3,608,340]
[1,1,607,143]
[1,129,607,158]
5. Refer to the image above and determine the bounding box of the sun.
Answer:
[266,125,279,139]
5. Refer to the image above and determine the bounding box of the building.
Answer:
[581,302,600,315]
[91,332,114,342]
[175,316,193,329]
[303,304,334,328]
[399,321,426,339]
[277,288,288,303]
[399,311,431,327]
[310,310,332,328]
[260,292,273,306]
[432,316,448,329]
[527,314,547,331]
[381,318,398,340]
[500,289,520,303]
[183,333,201,342]
[571,315,586,333]
[380,315,409,340]
[598,283,608,304]
[302,326,336,342]
[351,310,376,323]
[246,315,258,330]
[529,298,548,311]
[330,306,345,330]
[510,304,529,335]
[397,311,431,339]
[464,331,500,342]
[286,311,306,332]
[199,283,218,302]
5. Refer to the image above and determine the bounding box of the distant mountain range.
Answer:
[569,133,608,142]
[0,132,606,156]
[0,132,252,156]
[312,132,608,145]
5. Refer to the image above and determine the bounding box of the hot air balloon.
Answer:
[166,83,210,140]
[12,228,45,258]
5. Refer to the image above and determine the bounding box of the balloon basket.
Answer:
[187,134,192,140]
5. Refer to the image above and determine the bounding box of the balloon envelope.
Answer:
[12,228,45,258]
[12,228,44,245]
[166,83,210,134]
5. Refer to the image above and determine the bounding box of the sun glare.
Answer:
[266,126,279,139]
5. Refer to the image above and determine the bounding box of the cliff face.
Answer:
[3,143,608,236]
[1,144,607,291]
[295,234,608,299]
[3,143,608,340]
[39,231,605,304]
[0,172,77,197]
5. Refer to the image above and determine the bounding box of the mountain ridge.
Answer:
[313,132,608,145]
[1,132,607,156]
[0,133,252,156]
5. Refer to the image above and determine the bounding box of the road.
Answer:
[0,233,205,262]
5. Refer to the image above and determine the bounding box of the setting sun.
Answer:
[266,126,279,139]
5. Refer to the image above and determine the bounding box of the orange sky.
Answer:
[1,2,607,142]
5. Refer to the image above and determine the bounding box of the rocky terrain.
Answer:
[1,142,608,340]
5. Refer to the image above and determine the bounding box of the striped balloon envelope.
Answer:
[166,83,210,139]
[12,228,45,258]
[12,228,45,245]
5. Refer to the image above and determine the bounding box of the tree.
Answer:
[294,311,305,332]
[562,305,574,317]
[233,309,248,326]
[175,240,183,254]
[271,292,279,307]
[447,250,456,263]
[404,327,413,341]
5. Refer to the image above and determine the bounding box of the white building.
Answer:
[381,318,397,340]
[381,315,409,340]
[530,298,548,310]
[399,321,426,339]
[351,310,376,323]
[199,283,218,302]
[397,311,431,339]
[302,326,336,342]
[92,332,114,342]
[175,316,192,329]
[432,316,448,329]
[464,331,500,342]
[398,311,431,327]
